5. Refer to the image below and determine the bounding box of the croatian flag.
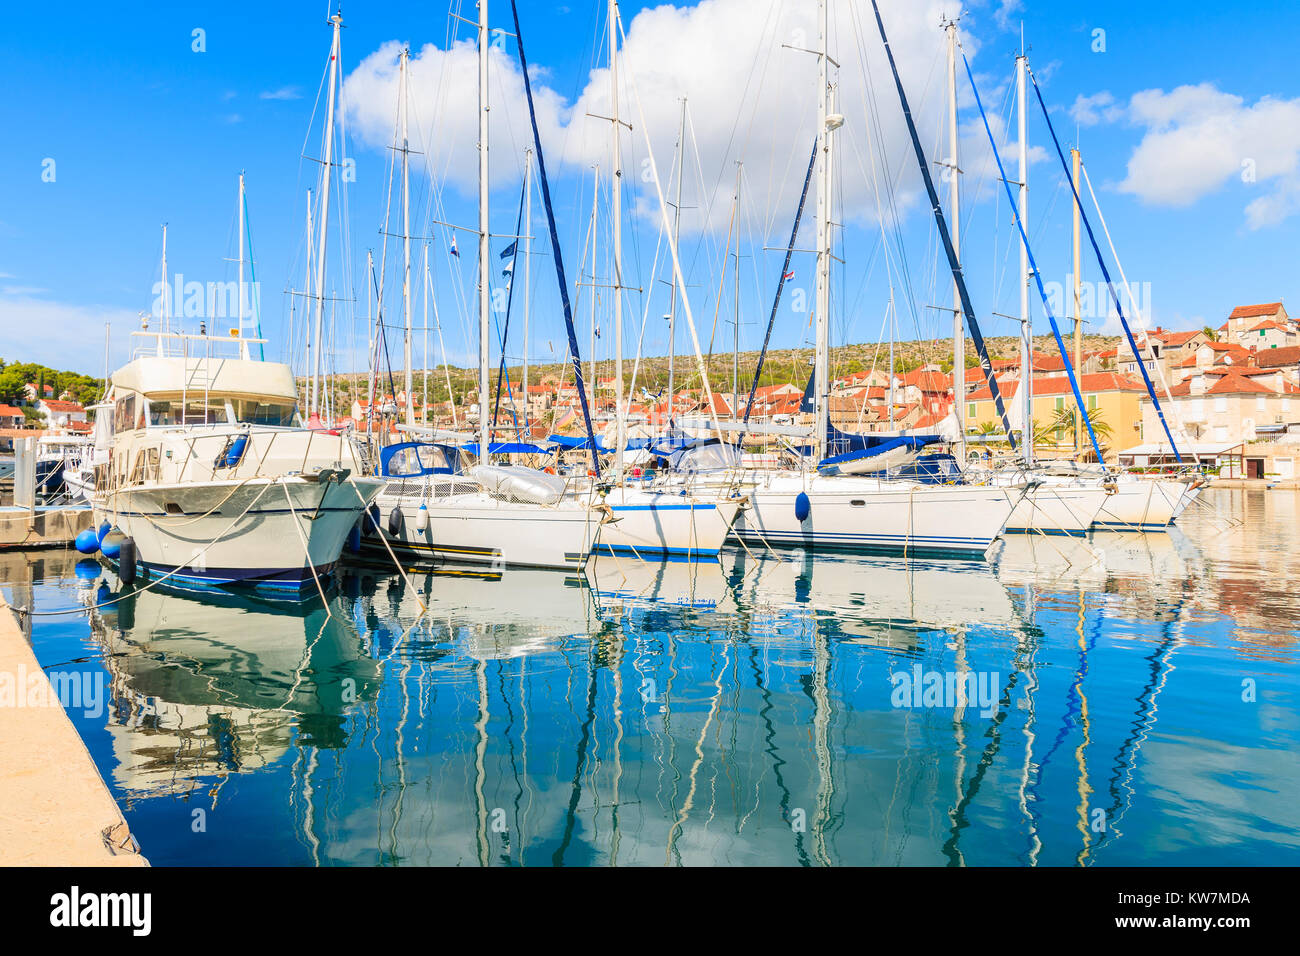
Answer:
[783,270,794,280]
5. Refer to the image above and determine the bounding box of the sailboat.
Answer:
[564,0,742,558]
[720,0,1026,558]
[956,35,1194,533]
[365,3,604,571]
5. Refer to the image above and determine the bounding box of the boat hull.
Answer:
[1092,479,1180,531]
[93,476,382,594]
[730,474,1020,557]
[597,488,742,557]
[368,491,601,571]
[1004,485,1109,536]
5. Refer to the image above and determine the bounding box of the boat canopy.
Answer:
[378,441,460,477]
[653,438,742,474]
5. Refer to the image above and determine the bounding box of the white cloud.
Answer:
[994,0,1024,32]
[259,86,302,100]
[341,0,999,238]
[1070,90,1123,127]
[1115,83,1300,227]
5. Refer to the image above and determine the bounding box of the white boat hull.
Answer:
[730,473,1021,557]
[1004,484,1109,536]
[1092,478,1180,531]
[597,487,742,557]
[93,475,382,593]
[368,488,601,571]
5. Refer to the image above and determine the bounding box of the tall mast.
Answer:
[365,248,376,446]
[1017,48,1033,464]
[608,0,626,475]
[813,0,835,461]
[589,165,599,401]
[732,163,742,409]
[477,0,491,458]
[1072,145,1083,457]
[523,147,533,429]
[946,18,964,459]
[303,189,314,378]
[311,11,343,419]
[159,223,169,356]
[667,97,686,412]
[400,47,414,427]
[238,172,248,359]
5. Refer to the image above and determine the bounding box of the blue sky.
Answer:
[2,0,1299,379]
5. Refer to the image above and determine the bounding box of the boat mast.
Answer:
[523,147,533,429]
[588,165,599,401]
[1017,46,1033,464]
[1072,145,1083,457]
[667,97,686,414]
[608,0,626,475]
[159,223,169,355]
[732,163,742,411]
[946,17,964,459]
[477,0,491,459]
[303,189,314,390]
[238,172,249,359]
[813,0,835,461]
[311,12,343,419]
[400,47,414,427]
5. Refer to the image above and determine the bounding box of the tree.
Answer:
[1202,325,1219,342]
[1046,405,1113,454]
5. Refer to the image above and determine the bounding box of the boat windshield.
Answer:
[232,399,299,427]
[145,396,299,427]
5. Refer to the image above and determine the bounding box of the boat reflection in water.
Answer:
[86,574,382,798]
[41,493,1300,865]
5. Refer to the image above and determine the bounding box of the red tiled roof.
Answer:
[968,372,1146,402]
[0,404,24,417]
[1228,302,1284,320]
[1248,319,1289,332]
[40,400,84,413]
[1254,345,1300,369]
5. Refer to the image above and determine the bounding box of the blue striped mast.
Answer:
[868,0,1017,452]
[960,50,1109,472]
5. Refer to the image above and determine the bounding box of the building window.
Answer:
[1257,396,1267,411]
[1215,396,1227,413]
[967,403,975,419]
[1087,394,1098,410]
[1055,397,1065,412]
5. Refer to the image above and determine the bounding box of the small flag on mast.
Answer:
[499,240,517,259]
[450,236,460,258]
[783,270,794,280]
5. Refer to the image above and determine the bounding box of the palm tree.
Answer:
[1046,405,1113,456]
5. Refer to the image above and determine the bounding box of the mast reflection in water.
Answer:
[7,488,1299,866]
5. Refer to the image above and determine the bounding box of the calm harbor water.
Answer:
[4,487,1298,866]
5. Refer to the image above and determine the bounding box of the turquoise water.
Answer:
[5,487,1298,866]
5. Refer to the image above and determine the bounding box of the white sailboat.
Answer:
[723,0,1024,558]
[365,1,603,571]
